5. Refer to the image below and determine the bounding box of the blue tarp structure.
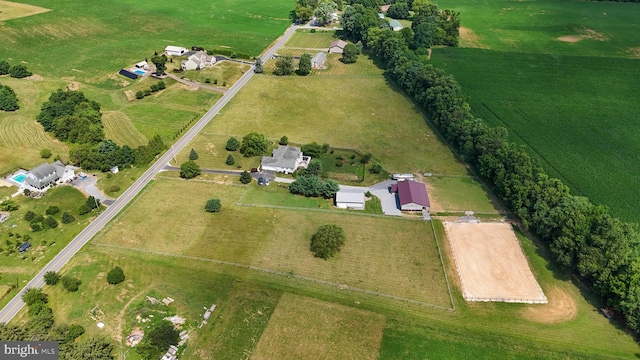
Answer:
[119,69,138,80]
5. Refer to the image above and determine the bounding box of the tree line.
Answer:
[37,89,165,171]
[346,17,640,332]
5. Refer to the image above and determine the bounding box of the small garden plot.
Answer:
[444,222,547,303]
[252,294,385,360]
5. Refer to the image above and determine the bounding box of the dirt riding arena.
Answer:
[445,222,547,304]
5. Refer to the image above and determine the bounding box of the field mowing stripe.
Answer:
[96,242,454,311]
[431,220,456,311]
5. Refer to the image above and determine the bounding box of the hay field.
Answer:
[0,1,50,21]
[95,177,452,307]
[102,111,148,148]
[182,76,467,175]
[252,294,385,360]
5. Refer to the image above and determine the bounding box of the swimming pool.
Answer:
[11,174,26,183]
[134,69,146,76]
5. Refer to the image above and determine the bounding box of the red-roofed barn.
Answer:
[396,180,430,211]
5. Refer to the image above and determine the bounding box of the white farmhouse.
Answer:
[260,146,310,174]
[181,51,216,71]
[165,46,187,56]
[22,161,75,193]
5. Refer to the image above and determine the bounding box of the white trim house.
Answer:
[22,161,75,193]
[260,146,310,174]
[181,51,216,71]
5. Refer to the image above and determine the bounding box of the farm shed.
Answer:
[328,40,348,54]
[335,191,365,210]
[397,180,430,211]
[311,52,326,69]
[165,45,187,56]
[135,61,148,69]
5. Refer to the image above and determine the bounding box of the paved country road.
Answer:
[0,24,299,325]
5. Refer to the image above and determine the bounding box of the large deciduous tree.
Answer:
[180,160,201,179]
[205,198,222,212]
[274,56,294,76]
[314,0,338,25]
[240,132,269,157]
[310,224,346,259]
[341,4,380,42]
[341,43,359,64]
[151,54,168,74]
[297,53,312,76]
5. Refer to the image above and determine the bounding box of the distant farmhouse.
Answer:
[311,52,327,69]
[388,19,403,31]
[328,40,348,54]
[181,51,216,71]
[165,45,187,57]
[392,180,430,211]
[335,191,365,210]
[9,161,76,194]
[260,145,311,174]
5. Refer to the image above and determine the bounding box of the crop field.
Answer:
[94,177,452,307]
[437,0,640,58]
[252,293,386,360]
[0,0,293,82]
[430,48,640,222]
[182,76,467,176]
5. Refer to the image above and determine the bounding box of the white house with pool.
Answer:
[7,161,76,194]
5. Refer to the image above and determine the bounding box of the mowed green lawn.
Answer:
[436,0,640,58]
[0,0,293,82]
[252,293,386,360]
[182,75,467,175]
[94,177,452,307]
[0,186,95,309]
[430,48,640,222]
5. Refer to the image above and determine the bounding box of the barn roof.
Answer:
[397,180,430,207]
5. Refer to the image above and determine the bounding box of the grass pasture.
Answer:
[0,1,50,21]
[430,48,640,222]
[285,30,337,49]
[0,186,95,309]
[240,183,333,210]
[179,61,251,87]
[252,293,385,360]
[182,76,467,176]
[424,176,499,214]
[95,177,452,307]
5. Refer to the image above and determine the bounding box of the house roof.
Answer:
[336,191,365,204]
[311,52,326,64]
[24,161,66,189]
[165,45,186,53]
[397,180,430,207]
[329,40,347,49]
[189,51,214,63]
[389,19,403,29]
[261,146,302,170]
